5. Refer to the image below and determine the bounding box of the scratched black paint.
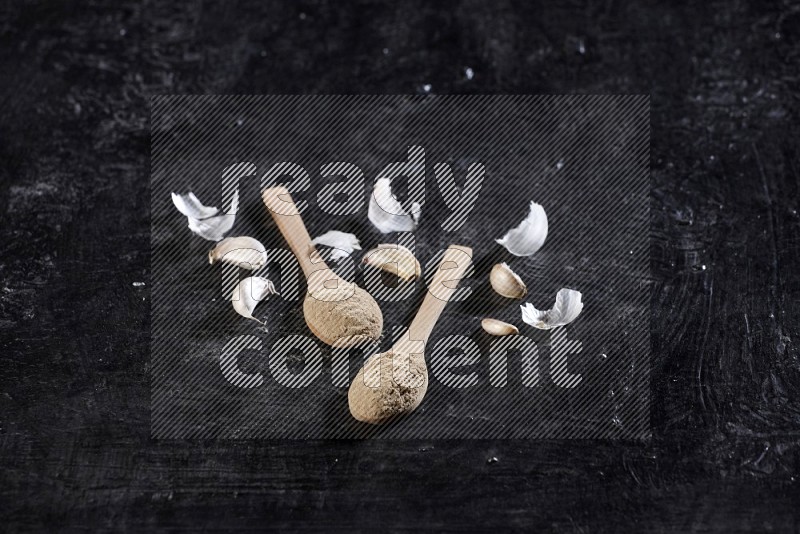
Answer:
[0,0,798,530]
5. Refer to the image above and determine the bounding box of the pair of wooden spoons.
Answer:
[263,186,471,424]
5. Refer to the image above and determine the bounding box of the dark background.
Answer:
[1,0,798,531]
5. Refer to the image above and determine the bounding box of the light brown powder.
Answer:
[303,283,383,346]
[348,350,428,424]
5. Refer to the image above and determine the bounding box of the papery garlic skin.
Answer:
[311,230,361,261]
[173,190,239,242]
[232,276,278,324]
[481,318,519,336]
[171,192,219,220]
[495,201,548,256]
[209,236,268,270]
[368,178,420,234]
[489,262,527,299]
[410,202,421,223]
[520,288,583,330]
[362,244,421,281]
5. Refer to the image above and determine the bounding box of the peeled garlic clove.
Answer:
[489,262,527,299]
[367,178,420,234]
[481,318,519,336]
[495,201,548,256]
[209,236,268,270]
[362,244,421,281]
[311,230,361,262]
[520,288,583,330]
[171,191,219,219]
[231,276,279,324]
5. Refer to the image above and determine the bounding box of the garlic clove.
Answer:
[481,318,519,336]
[520,288,583,330]
[367,178,420,234]
[362,244,422,282]
[489,262,527,299]
[231,276,279,324]
[311,230,361,262]
[495,201,548,256]
[171,191,219,220]
[209,236,268,270]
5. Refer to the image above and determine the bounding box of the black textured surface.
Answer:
[1,0,799,531]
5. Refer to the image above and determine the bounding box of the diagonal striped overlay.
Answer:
[151,95,650,439]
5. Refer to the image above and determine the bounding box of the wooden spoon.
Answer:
[348,244,472,424]
[262,186,383,347]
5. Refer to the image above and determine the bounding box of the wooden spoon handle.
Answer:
[404,244,472,346]
[262,186,324,277]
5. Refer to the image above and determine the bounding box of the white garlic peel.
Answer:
[495,201,548,256]
[171,191,219,219]
[481,318,519,336]
[209,236,268,270]
[368,178,421,234]
[311,230,361,261]
[172,190,239,242]
[362,244,421,281]
[231,276,279,324]
[489,262,527,299]
[520,288,583,330]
